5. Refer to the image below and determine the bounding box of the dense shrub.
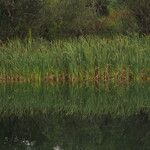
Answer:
[97,9,138,35]
[0,0,110,40]
[40,0,97,39]
[40,0,112,39]
[0,0,148,40]
[123,0,150,34]
[0,0,45,40]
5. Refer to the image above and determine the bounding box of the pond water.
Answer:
[0,82,149,150]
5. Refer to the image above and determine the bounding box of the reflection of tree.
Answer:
[0,114,149,150]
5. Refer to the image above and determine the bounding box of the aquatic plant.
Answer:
[0,35,149,83]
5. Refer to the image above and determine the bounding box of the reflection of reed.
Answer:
[0,82,149,118]
[0,69,149,84]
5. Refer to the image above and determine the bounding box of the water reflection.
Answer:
[0,82,149,117]
[0,113,149,150]
[0,82,149,149]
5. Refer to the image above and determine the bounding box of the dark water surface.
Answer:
[0,83,149,150]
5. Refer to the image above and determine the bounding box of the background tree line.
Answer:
[0,0,149,41]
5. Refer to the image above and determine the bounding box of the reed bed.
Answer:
[0,35,149,83]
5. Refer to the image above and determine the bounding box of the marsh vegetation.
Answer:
[0,82,149,149]
[0,0,150,149]
[0,36,149,83]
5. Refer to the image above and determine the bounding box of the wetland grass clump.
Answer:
[0,35,149,83]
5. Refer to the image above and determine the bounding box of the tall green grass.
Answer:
[0,35,149,82]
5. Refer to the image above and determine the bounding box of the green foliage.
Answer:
[105,9,138,35]
[0,0,150,40]
[40,0,97,39]
[0,0,46,40]
[121,0,150,34]
[0,36,149,78]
